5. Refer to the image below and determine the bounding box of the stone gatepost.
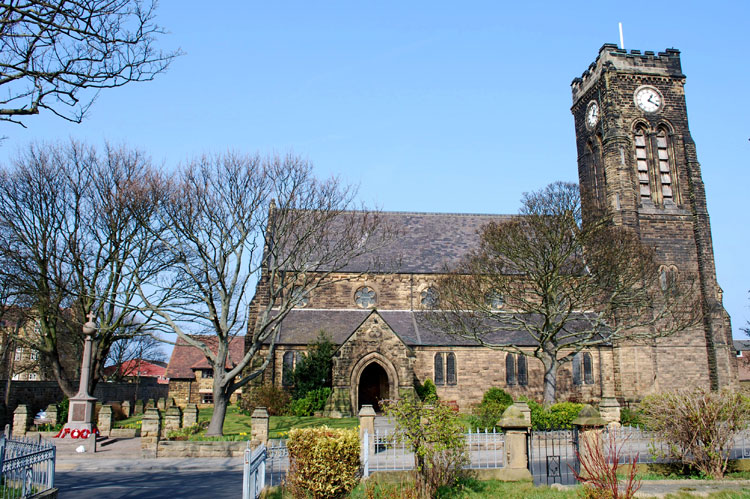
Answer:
[251,407,269,444]
[46,404,59,426]
[358,404,376,462]
[12,405,31,437]
[182,404,198,428]
[499,404,533,480]
[162,406,182,438]
[121,400,132,418]
[599,397,621,427]
[134,400,144,415]
[156,398,166,411]
[98,405,113,437]
[572,404,607,478]
[141,408,161,457]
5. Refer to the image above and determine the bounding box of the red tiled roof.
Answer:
[103,359,167,378]
[165,335,245,380]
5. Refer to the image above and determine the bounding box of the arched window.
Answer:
[572,353,582,386]
[505,354,516,386]
[446,353,457,385]
[656,129,673,201]
[282,351,295,387]
[583,352,594,385]
[634,127,651,201]
[517,355,528,386]
[434,353,445,386]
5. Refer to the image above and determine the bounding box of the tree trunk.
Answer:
[541,352,559,407]
[206,387,229,436]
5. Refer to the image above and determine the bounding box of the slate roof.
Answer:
[273,309,607,348]
[734,340,750,352]
[314,211,513,274]
[165,335,245,380]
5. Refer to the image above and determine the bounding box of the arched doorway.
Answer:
[358,362,390,412]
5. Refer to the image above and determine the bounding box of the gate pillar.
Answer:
[499,404,532,480]
[572,404,607,478]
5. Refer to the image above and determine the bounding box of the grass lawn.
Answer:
[113,404,357,439]
[267,479,582,498]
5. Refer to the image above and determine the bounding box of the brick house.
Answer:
[169,44,739,414]
[165,336,245,407]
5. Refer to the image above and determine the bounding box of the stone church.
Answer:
[169,44,738,414]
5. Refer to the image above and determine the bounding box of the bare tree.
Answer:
[104,331,165,380]
[429,182,702,405]
[0,141,164,396]
[0,0,180,126]
[137,153,390,435]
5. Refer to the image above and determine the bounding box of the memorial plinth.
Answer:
[63,313,98,433]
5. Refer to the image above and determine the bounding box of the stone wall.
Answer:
[413,346,609,411]
[0,379,168,426]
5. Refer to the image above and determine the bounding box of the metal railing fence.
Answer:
[361,428,505,477]
[242,442,266,499]
[0,434,56,499]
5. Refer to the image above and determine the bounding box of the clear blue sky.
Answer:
[1,1,748,339]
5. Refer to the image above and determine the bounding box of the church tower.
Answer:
[570,44,737,400]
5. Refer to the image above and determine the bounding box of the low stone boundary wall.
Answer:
[156,440,259,458]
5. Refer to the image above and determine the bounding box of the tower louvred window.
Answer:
[656,129,673,200]
[634,128,651,200]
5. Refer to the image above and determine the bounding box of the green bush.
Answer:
[620,407,646,428]
[239,384,291,416]
[415,378,438,402]
[383,397,469,498]
[58,397,69,424]
[524,399,583,430]
[481,387,513,407]
[287,426,360,499]
[290,387,332,417]
[467,387,514,430]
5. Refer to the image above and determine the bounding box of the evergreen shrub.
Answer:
[287,426,360,499]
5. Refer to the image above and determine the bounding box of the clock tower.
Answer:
[570,44,737,399]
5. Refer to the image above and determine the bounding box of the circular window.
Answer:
[292,286,309,307]
[485,291,504,310]
[354,286,377,309]
[420,287,439,308]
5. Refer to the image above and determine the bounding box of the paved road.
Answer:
[56,471,244,498]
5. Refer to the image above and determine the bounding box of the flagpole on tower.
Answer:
[619,22,625,50]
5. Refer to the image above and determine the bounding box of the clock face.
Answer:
[586,101,599,129]
[635,86,663,113]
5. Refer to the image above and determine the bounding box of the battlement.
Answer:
[571,43,683,105]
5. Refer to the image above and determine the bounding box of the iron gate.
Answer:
[528,427,579,486]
